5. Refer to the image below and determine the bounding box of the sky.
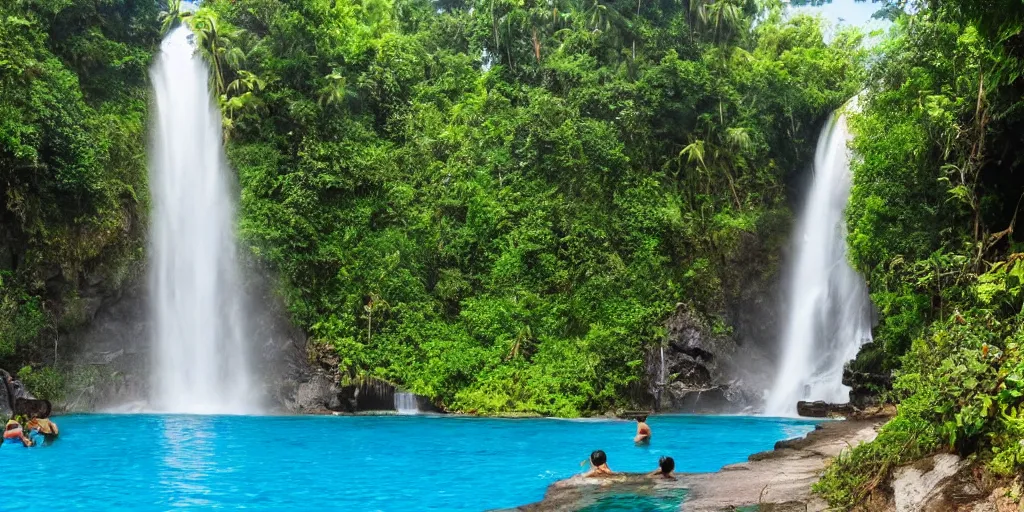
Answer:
[788,0,892,32]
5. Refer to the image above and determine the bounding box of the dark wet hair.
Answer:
[659,456,675,474]
[590,450,607,466]
[5,423,18,431]
[636,415,648,422]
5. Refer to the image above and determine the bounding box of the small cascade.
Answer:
[394,392,419,415]
[659,345,666,387]
[765,104,873,417]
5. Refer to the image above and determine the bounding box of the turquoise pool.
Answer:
[0,414,816,510]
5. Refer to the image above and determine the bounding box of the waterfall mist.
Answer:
[148,26,259,414]
[765,107,873,417]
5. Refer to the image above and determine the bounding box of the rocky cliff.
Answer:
[648,302,775,413]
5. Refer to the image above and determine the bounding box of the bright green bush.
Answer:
[18,366,66,403]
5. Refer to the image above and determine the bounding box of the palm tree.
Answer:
[159,0,191,35]
[188,10,246,96]
[678,126,753,210]
[688,0,746,46]
[705,0,743,45]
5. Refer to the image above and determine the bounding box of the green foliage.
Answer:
[18,366,66,403]
[822,0,1024,501]
[202,0,863,415]
[0,0,863,417]
[0,0,157,367]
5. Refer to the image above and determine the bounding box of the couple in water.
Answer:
[580,414,670,478]
[2,417,59,447]
[583,450,675,479]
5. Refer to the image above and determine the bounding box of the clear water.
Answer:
[579,489,689,511]
[0,414,816,511]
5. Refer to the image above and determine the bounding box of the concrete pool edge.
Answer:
[503,410,893,511]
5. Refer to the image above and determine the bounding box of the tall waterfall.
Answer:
[148,26,257,414]
[765,107,873,417]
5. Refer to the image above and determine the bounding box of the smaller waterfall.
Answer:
[766,104,873,417]
[656,345,666,409]
[659,346,666,387]
[394,392,419,415]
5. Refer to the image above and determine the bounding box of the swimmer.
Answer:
[582,449,614,477]
[3,420,34,447]
[634,415,651,444]
[25,416,58,445]
[649,456,675,479]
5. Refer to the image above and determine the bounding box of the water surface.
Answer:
[0,414,816,510]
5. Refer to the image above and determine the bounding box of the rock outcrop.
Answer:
[60,271,316,413]
[870,454,1024,512]
[843,365,893,408]
[649,303,773,413]
[893,454,968,512]
[0,369,37,420]
[797,400,856,418]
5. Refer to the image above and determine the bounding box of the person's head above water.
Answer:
[636,415,647,423]
[590,450,607,467]
[658,456,675,475]
[5,421,19,431]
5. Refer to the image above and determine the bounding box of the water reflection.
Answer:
[159,416,217,507]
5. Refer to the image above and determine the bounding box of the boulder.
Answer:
[0,369,41,421]
[796,400,855,418]
[0,369,14,419]
[293,373,345,412]
[893,454,968,512]
[14,398,52,418]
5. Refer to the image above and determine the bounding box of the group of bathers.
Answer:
[3,417,59,447]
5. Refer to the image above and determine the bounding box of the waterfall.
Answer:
[765,106,873,417]
[148,26,257,414]
[394,392,419,415]
[659,345,665,386]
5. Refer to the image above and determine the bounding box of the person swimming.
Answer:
[649,456,675,479]
[25,416,58,445]
[582,449,615,477]
[634,415,651,444]
[3,420,34,447]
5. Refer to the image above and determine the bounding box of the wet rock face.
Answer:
[843,365,892,409]
[650,303,772,413]
[61,272,315,413]
[61,282,150,411]
[60,269,440,415]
